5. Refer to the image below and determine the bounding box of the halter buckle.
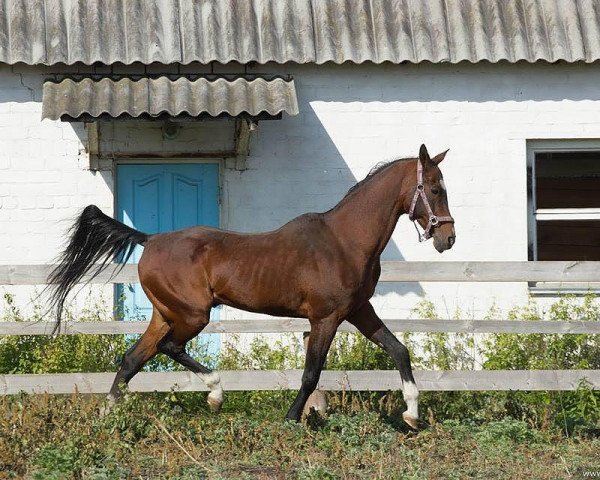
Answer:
[413,220,430,242]
[429,216,439,226]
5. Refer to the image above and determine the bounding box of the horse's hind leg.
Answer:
[107,308,170,404]
[347,301,420,429]
[285,316,340,422]
[157,310,224,412]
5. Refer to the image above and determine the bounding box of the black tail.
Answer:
[46,205,148,333]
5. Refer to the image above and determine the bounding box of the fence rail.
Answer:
[1,319,599,336]
[1,370,598,395]
[1,261,600,284]
[1,261,599,396]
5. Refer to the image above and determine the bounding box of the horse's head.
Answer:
[407,144,455,253]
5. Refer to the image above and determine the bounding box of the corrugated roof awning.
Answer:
[41,77,299,121]
[2,0,600,66]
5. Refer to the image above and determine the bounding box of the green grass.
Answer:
[0,392,598,479]
[1,294,599,478]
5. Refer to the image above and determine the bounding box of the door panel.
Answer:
[116,163,220,354]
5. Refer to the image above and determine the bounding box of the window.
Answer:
[527,141,600,291]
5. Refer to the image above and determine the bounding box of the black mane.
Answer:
[344,157,414,197]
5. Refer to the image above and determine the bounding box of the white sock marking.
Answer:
[197,371,224,408]
[402,381,419,419]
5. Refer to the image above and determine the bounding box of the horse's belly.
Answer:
[214,293,308,318]
[212,273,308,317]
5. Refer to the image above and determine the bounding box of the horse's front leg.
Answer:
[347,301,420,429]
[285,316,340,422]
[301,332,328,417]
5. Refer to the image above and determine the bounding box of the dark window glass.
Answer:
[535,151,600,209]
[534,151,600,261]
[537,220,600,261]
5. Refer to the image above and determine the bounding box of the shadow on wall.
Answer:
[68,122,114,194]
[302,101,424,298]
[228,86,425,298]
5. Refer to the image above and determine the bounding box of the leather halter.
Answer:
[408,160,454,242]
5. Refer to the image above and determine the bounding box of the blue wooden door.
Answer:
[116,163,220,353]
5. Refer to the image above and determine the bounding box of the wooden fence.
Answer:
[0,261,599,395]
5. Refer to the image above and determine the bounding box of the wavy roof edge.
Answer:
[41,77,299,120]
[43,77,295,86]
[2,0,600,66]
[12,57,600,67]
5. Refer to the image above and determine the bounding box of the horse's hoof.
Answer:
[207,391,223,412]
[284,412,301,423]
[402,412,420,430]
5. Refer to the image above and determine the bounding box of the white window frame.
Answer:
[526,139,600,294]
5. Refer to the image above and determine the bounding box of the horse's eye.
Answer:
[431,187,440,195]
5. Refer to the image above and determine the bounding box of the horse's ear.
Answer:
[419,144,430,168]
[431,149,449,165]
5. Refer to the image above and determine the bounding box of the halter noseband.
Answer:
[408,160,454,242]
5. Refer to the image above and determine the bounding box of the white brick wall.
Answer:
[1,61,600,320]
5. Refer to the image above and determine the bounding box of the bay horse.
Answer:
[46,144,455,427]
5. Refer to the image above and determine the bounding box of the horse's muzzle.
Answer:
[433,232,455,253]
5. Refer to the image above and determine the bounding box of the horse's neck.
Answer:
[327,160,414,259]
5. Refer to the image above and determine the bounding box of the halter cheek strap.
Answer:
[408,160,454,242]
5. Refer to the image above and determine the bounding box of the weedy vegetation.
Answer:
[0,293,599,479]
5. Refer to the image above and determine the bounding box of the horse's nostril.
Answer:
[448,236,456,247]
